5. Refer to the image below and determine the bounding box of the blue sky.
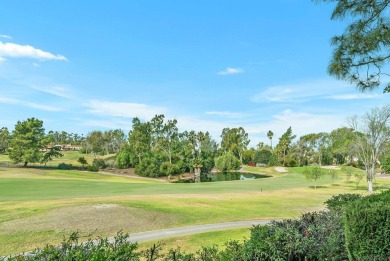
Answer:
[0,0,387,146]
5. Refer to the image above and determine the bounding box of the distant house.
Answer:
[41,144,82,152]
[63,144,82,151]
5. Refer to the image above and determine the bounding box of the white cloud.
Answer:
[327,93,380,100]
[244,109,346,145]
[24,102,62,111]
[85,100,167,120]
[0,41,67,61]
[0,35,12,39]
[174,115,230,140]
[0,56,6,63]
[251,79,385,103]
[0,96,62,111]
[251,79,351,103]
[32,85,74,99]
[81,119,132,130]
[205,111,246,118]
[32,62,40,67]
[0,97,19,104]
[217,67,243,75]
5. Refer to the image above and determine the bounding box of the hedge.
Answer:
[344,191,390,260]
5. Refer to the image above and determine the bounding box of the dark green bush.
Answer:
[87,165,99,172]
[243,211,348,260]
[57,162,73,170]
[324,193,362,212]
[344,190,390,260]
[93,158,107,169]
[135,156,161,177]
[5,232,139,261]
[159,162,181,176]
[381,155,390,173]
[254,149,272,165]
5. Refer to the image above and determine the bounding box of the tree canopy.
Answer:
[315,0,390,92]
[8,118,52,166]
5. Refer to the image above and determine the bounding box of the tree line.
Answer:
[1,105,389,191]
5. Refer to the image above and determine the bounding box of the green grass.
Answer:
[0,151,114,168]
[1,165,389,255]
[138,227,251,254]
[243,166,281,176]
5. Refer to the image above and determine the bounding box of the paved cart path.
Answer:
[114,219,274,243]
[4,220,274,259]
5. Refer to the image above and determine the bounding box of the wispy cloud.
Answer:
[327,93,380,100]
[81,119,132,130]
[0,41,67,61]
[0,96,62,111]
[251,79,357,103]
[85,100,167,120]
[0,97,19,104]
[25,102,62,111]
[205,111,246,119]
[0,35,12,39]
[217,67,243,75]
[31,85,74,99]
[244,109,346,145]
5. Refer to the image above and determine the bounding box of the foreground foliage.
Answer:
[4,190,389,260]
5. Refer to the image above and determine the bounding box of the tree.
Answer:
[41,146,63,165]
[220,127,250,163]
[303,165,325,189]
[8,118,51,166]
[85,131,104,157]
[329,127,356,164]
[349,105,390,192]
[315,0,390,92]
[0,127,10,153]
[78,157,88,170]
[275,127,296,166]
[129,118,152,163]
[214,152,241,172]
[254,149,272,165]
[267,130,274,149]
[150,115,179,164]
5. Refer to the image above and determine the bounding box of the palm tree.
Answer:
[267,130,274,149]
[197,131,205,155]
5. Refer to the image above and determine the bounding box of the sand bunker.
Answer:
[274,167,288,173]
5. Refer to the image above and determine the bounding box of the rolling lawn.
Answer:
[1,165,389,255]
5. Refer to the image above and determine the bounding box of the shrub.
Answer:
[5,232,140,260]
[135,156,161,177]
[244,211,347,260]
[254,149,272,165]
[159,162,180,176]
[93,159,107,169]
[268,154,279,166]
[286,157,297,167]
[87,165,99,172]
[324,193,362,212]
[57,163,72,170]
[381,154,390,173]
[344,190,390,260]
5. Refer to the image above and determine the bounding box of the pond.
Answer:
[207,172,270,182]
[172,172,270,183]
